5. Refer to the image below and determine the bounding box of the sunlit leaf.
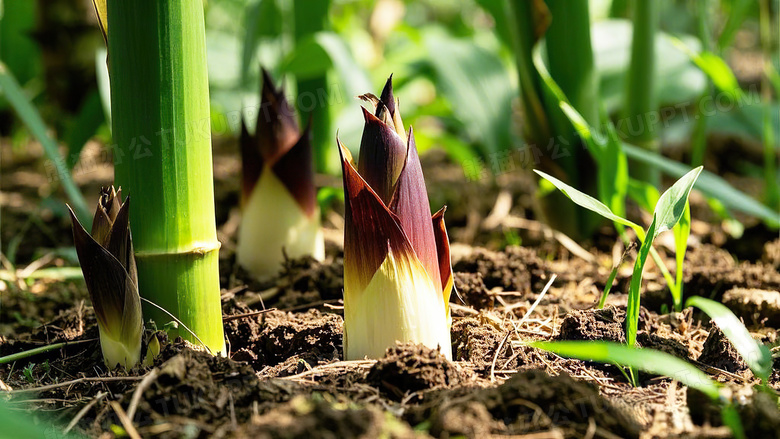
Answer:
[530,340,744,438]
[534,169,642,235]
[652,166,702,237]
[622,143,780,227]
[530,341,722,399]
[686,296,772,382]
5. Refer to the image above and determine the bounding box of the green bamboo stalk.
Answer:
[623,0,660,186]
[506,0,551,148]
[107,0,225,354]
[542,0,601,237]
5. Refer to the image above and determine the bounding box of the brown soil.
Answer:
[2,140,780,438]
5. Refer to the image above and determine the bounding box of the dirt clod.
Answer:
[697,325,750,375]
[722,287,780,328]
[452,271,492,310]
[366,343,460,401]
[234,395,417,439]
[453,246,546,294]
[556,306,626,343]
[764,238,780,269]
[409,369,641,438]
[226,309,342,373]
[450,317,503,368]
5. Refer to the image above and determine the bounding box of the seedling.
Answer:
[535,166,703,350]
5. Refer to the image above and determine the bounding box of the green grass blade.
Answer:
[530,340,721,399]
[671,203,691,311]
[686,296,772,382]
[534,169,642,235]
[506,0,551,146]
[621,143,780,227]
[626,219,657,348]
[652,167,702,237]
[0,63,91,226]
[531,340,745,438]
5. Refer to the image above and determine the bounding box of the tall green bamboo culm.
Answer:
[542,0,601,237]
[107,0,225,354]
[623,0,660,186]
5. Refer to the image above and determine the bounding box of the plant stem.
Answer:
[107,0,225,354]
[540,0,602,238]
[506,0,551,148]
[0,339,96,365]
[624,0,660,186]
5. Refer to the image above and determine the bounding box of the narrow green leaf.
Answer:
[534,169,642,234]
[669,37,742,96]
[686,296,772,382]
[622,143,780,227]
[560,101,605,159]
[652,166,702,237]
[627,219,657,348]
[530,341,722,400]
[0,62,91,226]
[241,0,282,84]
[602,120,629,219]
[671,203,691,311]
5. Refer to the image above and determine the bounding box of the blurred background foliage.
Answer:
[0,0,777,223]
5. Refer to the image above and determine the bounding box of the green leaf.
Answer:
[424,31,515,158]
[279,32,371,97]
[671,203,691,311]
[0,400,85,438]
[626,178,660,213]
[530,340,744,438]
[530,341,722,399]
[95,48,111,126]
[652,166,702,237]
[626,219,657,348]
[622,143,780,228]
[669,38,742,96]
[686,296,772,382]
[473,0,512,47]
[533,169,642,235]
[0,62,91,226]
